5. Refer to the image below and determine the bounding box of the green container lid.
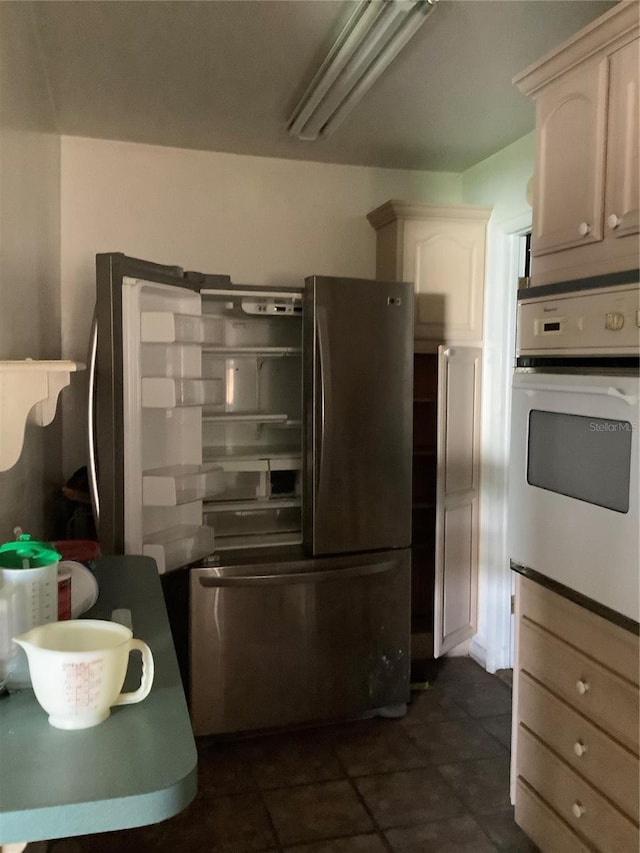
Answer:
[0,534,60,569]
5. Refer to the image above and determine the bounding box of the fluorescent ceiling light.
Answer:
[288,0,439,141]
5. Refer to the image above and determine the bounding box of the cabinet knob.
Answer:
[571,801,586,819]
[578,222,591,237]
[573,740,588,757]
[607,213,621,230]
[576,679,590,695]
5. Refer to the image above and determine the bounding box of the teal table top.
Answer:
[0,555,197,845]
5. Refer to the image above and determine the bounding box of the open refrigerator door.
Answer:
[97,257,304,573]
[122,277,217,573]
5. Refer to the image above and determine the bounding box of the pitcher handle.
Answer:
[113,639,154,706]
[0,585,23,660]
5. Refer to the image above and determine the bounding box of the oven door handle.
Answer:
[521,383,637,406]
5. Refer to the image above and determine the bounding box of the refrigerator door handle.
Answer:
[87,309,100,524]
[315,306,331,498]
[197,559,396,588]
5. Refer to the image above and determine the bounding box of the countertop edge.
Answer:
[510,561,640,635]
[0,766,197,845]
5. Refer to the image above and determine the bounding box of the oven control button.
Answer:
[605,312,625,331]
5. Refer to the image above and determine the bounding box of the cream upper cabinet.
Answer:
[606,38,640,239]
[367,201,490,345]
[515,2,639,287]
[532,59,608,256]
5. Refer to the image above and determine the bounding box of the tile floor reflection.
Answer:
[50,657,538,852]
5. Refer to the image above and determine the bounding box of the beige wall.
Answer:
[59,135,462,475]
[0,3,63,540]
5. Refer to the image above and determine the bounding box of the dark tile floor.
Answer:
[50,657,539,853]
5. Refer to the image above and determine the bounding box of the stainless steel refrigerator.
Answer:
[91,253,413,735]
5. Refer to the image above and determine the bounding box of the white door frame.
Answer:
[470,211,531,673]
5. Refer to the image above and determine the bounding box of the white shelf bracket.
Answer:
[0,360,85,472]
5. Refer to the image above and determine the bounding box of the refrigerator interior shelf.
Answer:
[201,412,289,424]
[143,464,225,506]
[214,531,302,551]
[211,455,300,473]
[143,523,215,574]
[202,346,301,357]
[203,498,301,513]
[268,419,301,429]
[203,444,301,463]
[142,377,223,408]
[141,311,223,344]
[0,359,85,471]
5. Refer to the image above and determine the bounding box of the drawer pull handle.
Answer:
[578,222,591,237]
[576,679,590,695]
[571,801,585,819]
[573,740,588,757]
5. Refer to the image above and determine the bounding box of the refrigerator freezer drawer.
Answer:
[189,548,410,736]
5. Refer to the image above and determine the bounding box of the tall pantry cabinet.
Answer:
[367,201,490,658]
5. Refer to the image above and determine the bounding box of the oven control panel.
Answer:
[517,283,640,356]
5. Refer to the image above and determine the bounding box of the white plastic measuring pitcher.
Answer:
[13,619,154,729]
[0,534,60,687]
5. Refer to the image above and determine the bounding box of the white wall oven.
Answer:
[509,281,639,626]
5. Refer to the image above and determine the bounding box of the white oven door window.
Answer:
[527,410,632,513]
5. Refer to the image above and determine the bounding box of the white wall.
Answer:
[462,131,535,671]
[0,3,63,540]
[60,135,462,475]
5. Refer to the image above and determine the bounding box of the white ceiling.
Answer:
[31,0,616,172]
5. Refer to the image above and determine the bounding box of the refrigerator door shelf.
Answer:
[141,312,223,345]
[142,378,223,408]
[143,524,215,574]
[142,464,225,507]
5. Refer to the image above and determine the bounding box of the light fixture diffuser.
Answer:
[288,0,439,141]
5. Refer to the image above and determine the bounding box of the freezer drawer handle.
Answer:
[197,559,396,587]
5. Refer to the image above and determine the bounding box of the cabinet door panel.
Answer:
[606,39,640,238]
[434,346,481,656]
[405,220,486,342]
[533,59,608,256]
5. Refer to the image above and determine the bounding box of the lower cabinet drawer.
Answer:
[519,672,639,821]
[519,576,639,686]
[518,725,639,852]
[515,778,591,853]
[520,617,639,753]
